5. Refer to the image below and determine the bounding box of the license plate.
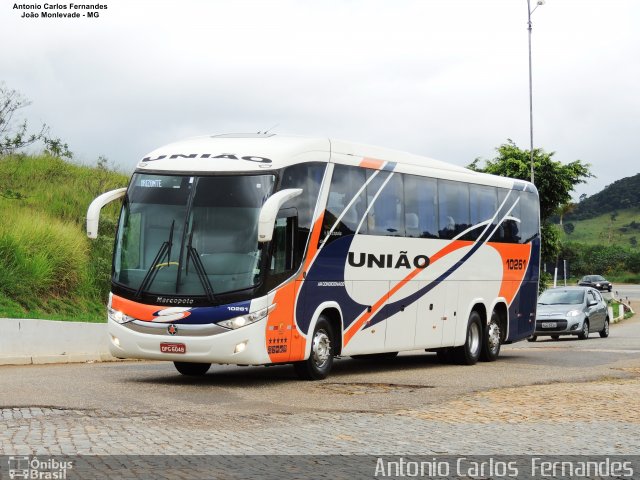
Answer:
[541,322,557,328]
[160,342,186,354]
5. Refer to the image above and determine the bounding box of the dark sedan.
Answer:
[578,275,612,292]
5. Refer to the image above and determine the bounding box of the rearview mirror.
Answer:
[257,188,302,243]
[86,187,127,239]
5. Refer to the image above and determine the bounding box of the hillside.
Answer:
[0,154,128,322]
[559,207,640,249]
[568,173,640,220]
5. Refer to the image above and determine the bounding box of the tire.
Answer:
[550,335,560,340]
[578,320,590,340]
[599,317,610,338]
[527,335,537,342]
[452,311,482,365]
[294,316,334,380]
[351,352,398,360]
[480,311,501,362]
[608,287,612,292]
[173,362,211,376]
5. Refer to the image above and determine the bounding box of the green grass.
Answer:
[559,208,640,249]
[0,153,128,322]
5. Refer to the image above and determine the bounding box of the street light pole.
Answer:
[526,0,544,184]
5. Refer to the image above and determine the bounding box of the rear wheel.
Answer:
[578,320,590,340]
[452,311,482,365]
[599,318,610,338]
[294,316,334,380]
[173,362,211,376]
[480,311,501,362]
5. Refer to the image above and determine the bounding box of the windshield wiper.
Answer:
[185,229,216,303]
[135,219,175,298]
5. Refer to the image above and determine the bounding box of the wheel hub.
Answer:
[312,330,331,368]
[487,322,501,352]
[469,322,481,356]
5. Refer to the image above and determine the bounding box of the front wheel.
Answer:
[479,311,501,362]
[599,318,610,338]
[550,335,560,340]
[294,316,334,380]
[452,311,482,365]
[578,320,590,340]
[174,362,211,376]
[527,335,537,342]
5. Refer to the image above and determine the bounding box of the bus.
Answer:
[87,134,540,380]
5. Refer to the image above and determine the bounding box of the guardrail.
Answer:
[0,318,115,366]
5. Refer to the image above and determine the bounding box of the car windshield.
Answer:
[538,289,585,305]
[113,173,275,297]
[587,275,605,281]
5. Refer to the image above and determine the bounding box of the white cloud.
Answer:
[1,0,638,197]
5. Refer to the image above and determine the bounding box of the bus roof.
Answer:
[136,133,536,193]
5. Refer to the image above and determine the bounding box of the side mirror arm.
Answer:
[86,187,127,239]
[257,188,302,242]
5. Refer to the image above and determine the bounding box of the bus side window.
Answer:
[469,184,498,240]
[438,180,469,240]
[279,162,326,266]
[520,191,540,243]
[267,212,298,289]
[404,174,438,238]
[322,164,367,243]
[366,170,404,237]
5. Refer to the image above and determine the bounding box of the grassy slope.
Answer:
[559,207,640,248]
[0,154,128,322]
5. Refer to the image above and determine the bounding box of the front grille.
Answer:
[536,319,568,332]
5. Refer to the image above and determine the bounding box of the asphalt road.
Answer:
[0,314,638,414]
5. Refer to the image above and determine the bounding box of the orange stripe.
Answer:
[359,157,384,169]
[111,295,160,321]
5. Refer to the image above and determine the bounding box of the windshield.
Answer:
[586,275,605,281]
[114,173,275,297]
[538,289,585,305]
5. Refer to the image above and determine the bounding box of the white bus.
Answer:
[87,134,540,380]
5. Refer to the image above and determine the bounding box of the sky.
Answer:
[1,0,639,199]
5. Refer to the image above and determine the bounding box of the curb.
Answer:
[0,318,116,366]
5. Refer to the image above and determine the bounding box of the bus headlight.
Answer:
[108,307,136,324]
[218,304,276,330]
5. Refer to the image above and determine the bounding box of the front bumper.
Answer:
[108,317,271,365]
[534,316,585,336]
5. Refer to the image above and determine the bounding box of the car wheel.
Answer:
[608,287,612,292]
[599,317,610,338]
[578,320,590,340]
[173,362,211,376]
[294,316,334,380]
[452,311,482,365]
[480,311,501,362]
[527,335,537,342]
[550,335,560,340]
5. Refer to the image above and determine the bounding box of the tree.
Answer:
[556,201,576,226]
[563,222,575,235]
[469,140,593,262]
[0,83,72,158]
